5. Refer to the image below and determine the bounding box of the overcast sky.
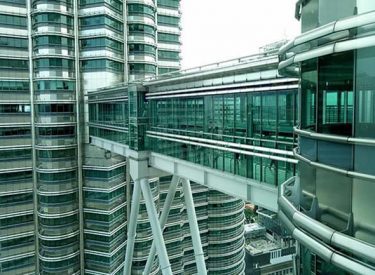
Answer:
[180,0,301,69]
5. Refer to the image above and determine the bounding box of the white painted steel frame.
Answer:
[140,178,173,275]
[123,179,141,275]
[143,175,180,275]
[181,178,207,274]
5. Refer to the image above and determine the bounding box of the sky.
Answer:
[180,0,301,69]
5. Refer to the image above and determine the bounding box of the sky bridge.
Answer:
[88,50,299,274]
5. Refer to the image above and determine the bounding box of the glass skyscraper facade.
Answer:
[0,0,180,274]
[279,0,375,274]
[3,0,375,274]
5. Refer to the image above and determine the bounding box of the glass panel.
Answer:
[316,168,352,232]
[301,59,317,130]
[355,47,375,138]
[318,52,353,135]
[317,140,352,170]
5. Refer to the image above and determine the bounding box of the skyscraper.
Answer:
[0,0,181,274]
[279,0,375,274]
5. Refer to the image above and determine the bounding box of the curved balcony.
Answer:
[0,114,30,125]
[208,261,245,275]
[0,179,33,195]
[39,254,79,275]
[208,225,244,243]
[127,15,155,27]
[39,240,79,258]
[84,175,125,189]
[208,200,244,217]
[38,198,78,215]
[84,206,126,232]
[34,68,75,79]
[207,237,244,257]
[84,195,125,211]
[37,158,77,170]
[296,127,375,178]
[128,53,156,64]
[279,10,375,76]
[131,259,159,275]
[37,179,78,193]
[207,249,244,271]
[208,210,244,227]
[32,2,73,13]
[127,0,155,8]
[0,238,35,259]
[33,47,74,57]
[279,177,375,275]
[39,221,79,238]
[36,136,77,147]
[32,25,74,36]
[85,234,126,254]
[0,220,34,237]
[127,34,156,46]
[1,200,34,217]
[35,91,75,102]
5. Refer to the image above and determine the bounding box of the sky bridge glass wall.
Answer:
[89,83,298,187]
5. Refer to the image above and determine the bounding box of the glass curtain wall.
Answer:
[147,90,297,186]
[0,0,35,274]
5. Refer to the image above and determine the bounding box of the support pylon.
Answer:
[140,178,173,275]
[181,178,207,275]
[123,179,141,275]
[143,175,180,275]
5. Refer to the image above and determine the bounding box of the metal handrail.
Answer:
[279,177,375,274]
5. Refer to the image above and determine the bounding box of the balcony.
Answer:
[39,222,79,238]
[36,136,76,147]
[39,242,79,258]
[0,137,31,148]
[0,221,34,238]
[38,180,78,193]
[279,177,375,275]
[36,114,76,124]
[0,159,32,171]
[38,201,78,215]
[0,241,34,259]
[0,201,33,217]
[0,180,32,195]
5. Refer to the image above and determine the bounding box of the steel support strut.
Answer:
[140,178,173,275]
[123,179,142,275]
[143,175,180,275]
[181,178,207,274]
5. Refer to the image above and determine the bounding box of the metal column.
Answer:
[123,179,142,275]
[181,178,207,274]
[143,175,180,275]
[140,178,173,275]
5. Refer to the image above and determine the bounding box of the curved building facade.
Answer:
[31,1,81,273]
[0,0,181,274]
[279,1,375,274]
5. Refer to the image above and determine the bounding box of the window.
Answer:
[158,50,179,60]
[0,37,28,49]
[33,13,73,26]
[0,14,27,28]
[355,47,375,138]
[128,23,155,37]
[127,3,154,18]
[158,32,180,43]
[80,15,123,32]
[317,52,353,135]
[157,15,179,26]
[129,63,156,74]
[81,59,124,72]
